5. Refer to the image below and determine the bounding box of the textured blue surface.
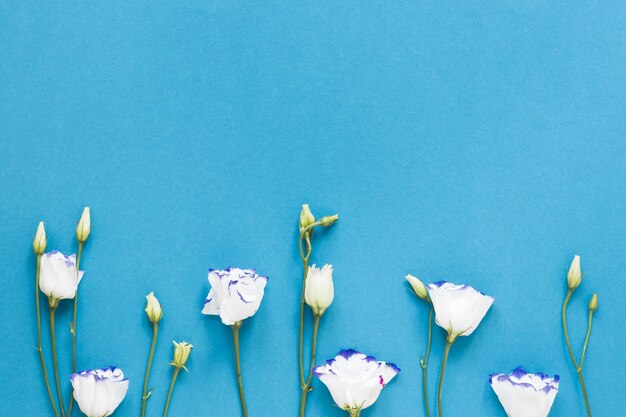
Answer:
[0,2,624,416]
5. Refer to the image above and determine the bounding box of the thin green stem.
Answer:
[298,231,312,388]
[35,255,61,417]
[142,323,159,417]
[577,370,593,417]
[162,367,180,417]
[49,306,66,417]
[437,340,453,417]
[300,314,321,417]
[421,308,434,417]
[562,289,593,417]
[67,242,83,417]
[232,324,248,417]
[561,290,579,368]
[579,310,594,370]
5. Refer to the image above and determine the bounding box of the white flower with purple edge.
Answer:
[314,349,400,415]
[39,250,84,303]
[70,366,129,417]
[489,368,560,417]
[201,267,268,325]
[427,281,494,342]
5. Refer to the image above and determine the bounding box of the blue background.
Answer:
[1,1,624,416]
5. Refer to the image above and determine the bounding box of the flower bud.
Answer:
[170,341,193,370]
[406,274,429,301]
[145,292,162,324]
[319,214,339,227]
[33,221,47,255]
[299,204,316,231]
[305,264,334,316]
[76,207,91,243]
[588,293,598,312]
[567,255,582,290]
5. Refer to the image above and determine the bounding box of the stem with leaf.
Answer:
[142,322,159,417]
[299,314,321,417]
[298,227,313,388]
[420,308,434,417]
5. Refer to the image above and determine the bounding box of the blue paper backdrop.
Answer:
[1,2,624,417]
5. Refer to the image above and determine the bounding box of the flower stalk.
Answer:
[162,340,192,417]
[232,322,248,417]
[142,322,159,417]
[562,289,594,417]
[437,340,454,417]
[162,368,180,417]
[67,241,83,417]
[297,205,338,417]
[299,314,321,417]
[49,304,66,417]
[35,251,60,417]
[421,308,434,417]
[69,207,90,417]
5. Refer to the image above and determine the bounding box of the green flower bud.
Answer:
[145,292,162,324]
[406,274,429,301]
[319,214,339,227]
[76,207,91,243]
[567,255,581,290]
[588,293,598,312]
[299,204,316,231]
[170,341,193,370]
[33,221,47,255]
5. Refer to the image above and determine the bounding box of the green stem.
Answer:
[577,370,593,417]
[437,340,453,417]
[421,308,434,417]
[67,242,83,417]
[35,255,61,417]
[162,367,180,417]
[298,231,312,388]
[232,323,248,417]
[142,322,159,417]
[562,289,593,417]
[300,314,321,417]
[579,310,594,370]
[50,306,66,417]
[561,290,579,369]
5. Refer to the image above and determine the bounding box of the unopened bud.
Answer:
[33,221,47,255]
[145,292,162,324]
[76,207,91,243]
[299,204,316,231]
[170,341,193,370]
[406,274,429,301]
[319,214,339,227]
[567,255,582,290]
[588,293,598,312]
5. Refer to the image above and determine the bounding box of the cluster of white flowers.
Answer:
[31,205,594,417]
